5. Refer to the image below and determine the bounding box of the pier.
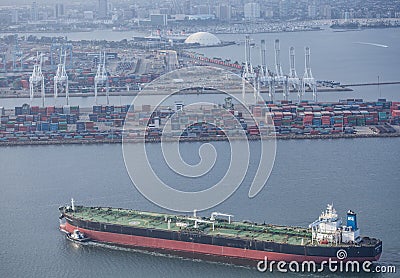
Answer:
[0,131,399,147]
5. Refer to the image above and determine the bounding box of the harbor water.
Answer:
[0,139,399,277]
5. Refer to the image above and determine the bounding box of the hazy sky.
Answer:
[0,0,96,6]
[0,0,42,5]
[0,0,56,6]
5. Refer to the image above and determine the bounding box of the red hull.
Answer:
[61,222,380,265]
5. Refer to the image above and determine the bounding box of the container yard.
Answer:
[0,99,399,146]
[0,35,171,100]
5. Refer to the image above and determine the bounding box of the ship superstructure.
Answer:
[309,204,361,245]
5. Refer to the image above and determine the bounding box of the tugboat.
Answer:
[66,229,90,243]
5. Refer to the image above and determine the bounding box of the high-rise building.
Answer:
[216,4,231,21]
[31,1,38,21]
[244,2,260,20]
[308,5,317,19]
[344,11,350,21]
[321,5,332,19]
[11,9,19,23]
[98,0,108,19]
[55,3,64,18]
[184,0,192,15]
[279,0,289,19]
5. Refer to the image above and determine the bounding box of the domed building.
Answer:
[184,32,221,46]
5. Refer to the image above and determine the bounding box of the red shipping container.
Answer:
[85,122,95,129]
[21,80,29,89]
[47,106,55,115]
[30,106,39,111]
[392,110,400,117]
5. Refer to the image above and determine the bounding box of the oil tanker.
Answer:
[59,200,382,266]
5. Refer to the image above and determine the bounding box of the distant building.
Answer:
[244,2,260,20]
[55,3,64,18]
[184,0,192,15]
[196,5,211,15]
[308,5,317,19]
[11,9,19,24]
[321,5,332,19]
[344,11,350,21]
[31,1,38,21]
[159,8,170,16]
[279,0,289,19]
[84,11,94,20]
[184,32,221,46]
[126,6,136,20]
[186,14,215,20]
[265,9,273,19]
[0,11,12,25]
[150,14,167,26]
[98,0,108,19]
[216,4,231,21]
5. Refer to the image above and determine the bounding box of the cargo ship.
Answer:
[59,200,382,266]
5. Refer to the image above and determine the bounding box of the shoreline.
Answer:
[1,132,398,147]
[2,18,400,37]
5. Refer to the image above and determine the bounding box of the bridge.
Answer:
[341,81,400,87]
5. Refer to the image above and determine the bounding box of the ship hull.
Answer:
[61,221,381,266]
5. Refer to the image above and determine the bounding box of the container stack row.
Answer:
[90,105,131,127]
[259,99,399,135]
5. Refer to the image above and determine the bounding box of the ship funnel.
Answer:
[347,210,358,230]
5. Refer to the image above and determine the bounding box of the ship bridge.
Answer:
[310,204,361,245]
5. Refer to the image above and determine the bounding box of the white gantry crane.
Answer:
[274,39,289,101]
[242,35,258,102]
[54,50,69,105]
[259,39,275,102]
[94,52,109,105]
[13,36,23,71]
[29,52,45,107]
[302,46,317,102]
[288,47,302,103]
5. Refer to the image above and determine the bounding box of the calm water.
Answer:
[0,139,399,277]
